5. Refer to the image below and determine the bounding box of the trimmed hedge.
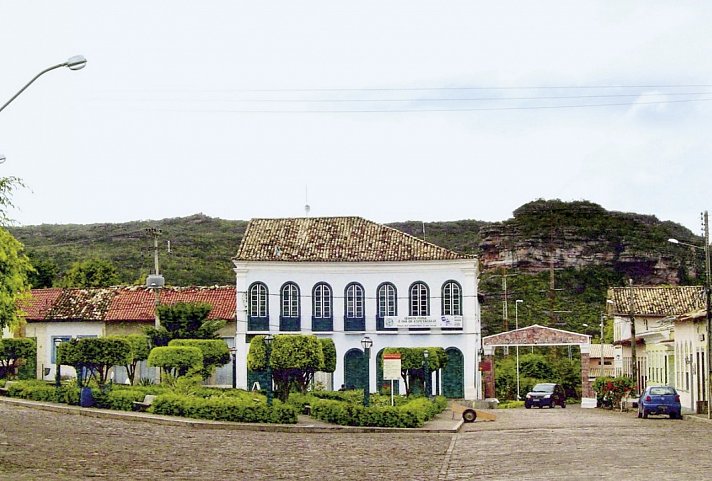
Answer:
[4,380,80,405]
[150,393,298,424]
[309,395,447,428]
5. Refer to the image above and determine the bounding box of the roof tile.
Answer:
[234,217,472,262]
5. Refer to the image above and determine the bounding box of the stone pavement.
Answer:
[3,398,708,481]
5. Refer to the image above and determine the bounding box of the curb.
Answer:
[0,396,462,434]
[685,413,712,425]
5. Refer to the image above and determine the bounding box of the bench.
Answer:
[132,394,156,412]
[0,381,16,396]
[450,400,477,423]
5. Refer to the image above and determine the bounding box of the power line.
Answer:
[148,97,712,114]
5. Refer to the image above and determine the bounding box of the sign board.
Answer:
[384,315,463,329]
[383,353,402,381]
[479,360,492,372]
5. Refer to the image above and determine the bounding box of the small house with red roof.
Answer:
[20,286,235,382]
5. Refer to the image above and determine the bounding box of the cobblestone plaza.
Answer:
[1,401,710,480]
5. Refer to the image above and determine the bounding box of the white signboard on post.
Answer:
[384,315,463,329]
[383,353,402,381]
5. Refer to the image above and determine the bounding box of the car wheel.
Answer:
[669,413,676,419]
[637,409,642,419]
[561,401,566,409]
[643,410,648,419]
[525,403,531,409]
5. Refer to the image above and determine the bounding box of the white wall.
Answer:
[234,259,482,399]
[28,321,104,380]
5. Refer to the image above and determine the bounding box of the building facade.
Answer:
[609,285,707,413]
[18,286,236,383]
[232,217,482,399]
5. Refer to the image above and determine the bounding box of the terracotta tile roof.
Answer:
[21,286,235,322]
[234,217,472,262]
[608,286,704,317]
[19,288,64,320]
[107,286,235,321]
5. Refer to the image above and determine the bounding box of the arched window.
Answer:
[345,283,364,319]
[248,282,269,331]
[312,282,333,331]
[280,282,300,331]
[442,281,462,315]
[376,282,397,330]
[409,282,429,316]
[345,282,365,331]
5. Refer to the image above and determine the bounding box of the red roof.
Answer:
[107,286,235,321]
[21,286,235,322]
[20,288,64,320]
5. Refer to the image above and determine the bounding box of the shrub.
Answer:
[0,338,36,380]
[56,337,131,386]
[168,339,230,380]
[308,395,447,428]
[150,393,298,424]
[147,346,203,381]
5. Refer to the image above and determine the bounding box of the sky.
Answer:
[1,1,711,234]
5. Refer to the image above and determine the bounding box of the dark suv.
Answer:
[524,383,566,409]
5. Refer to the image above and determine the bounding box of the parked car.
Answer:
[637,386,682,419]
[524,383,566,409]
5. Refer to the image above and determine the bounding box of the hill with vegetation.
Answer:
[8,200,704,339]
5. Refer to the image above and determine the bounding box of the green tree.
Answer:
[0,338,36,379]
[60,258,121,288]
[57,337,131,387]
[147,346,203,381]
[0,228,33,333]
[247,335,336,402]
[0,176,24,226]
[145,302,225,347]
[27,251,59,288]
[111,334,150,385]
[382,347,447,397]
[169,339,230,380]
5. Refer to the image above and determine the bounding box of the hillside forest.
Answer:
[8,200,707,341]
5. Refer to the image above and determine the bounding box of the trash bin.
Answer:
[80,387,94,407]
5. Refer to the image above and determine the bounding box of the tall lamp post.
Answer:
[1,55,87,113]
[423,349,430,398]
[229,347,237,389]
[669,212,712,420]
[515,299,523,400]
[361,336,372,407]
[264,334,274,406]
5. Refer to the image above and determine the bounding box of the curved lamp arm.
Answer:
[0,55,87,114]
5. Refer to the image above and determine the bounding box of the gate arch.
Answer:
[343,348,366,390]
[442,347,464,398]
[482,324,594,405]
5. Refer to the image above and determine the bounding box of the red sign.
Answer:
[479,360,492,372]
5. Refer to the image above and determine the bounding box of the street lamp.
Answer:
[669,215,712,420]
[228,347,237,389]
[423,349,430,398]
[264,334,274,406]
[0,55,87,114]
[515,299,523,400]
[360,336,373,407]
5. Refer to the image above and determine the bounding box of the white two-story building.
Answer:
[232,216,482,399]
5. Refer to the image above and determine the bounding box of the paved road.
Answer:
[449,406,712,480]
[1,402,710,480]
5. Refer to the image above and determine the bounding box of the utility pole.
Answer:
[628,278,638,394]
[703,211,712,420]
[145,227,164,329]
